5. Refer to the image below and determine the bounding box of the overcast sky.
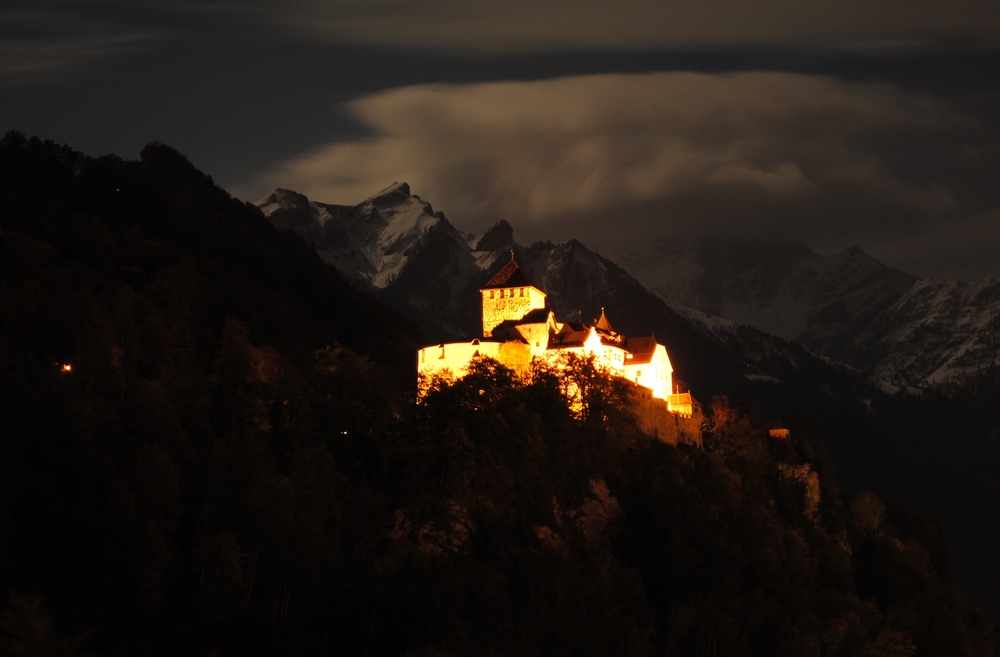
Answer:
[3,0,999,280]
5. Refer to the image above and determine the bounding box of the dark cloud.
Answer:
[239,71,999,279]
[267,0,1000,54]
[2,1,998,279]
[0,5,166,85]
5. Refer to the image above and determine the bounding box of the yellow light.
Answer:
[61,364,72,372]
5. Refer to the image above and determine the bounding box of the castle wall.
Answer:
[417,340,535,388]
[514,323,551,356]
[481,286,547,336]
[418,341,501,382]
[418,341,703,449]
[497,341,535,374]
[543,330,627,377]
[629,387,703,447]
[624,345,673,400]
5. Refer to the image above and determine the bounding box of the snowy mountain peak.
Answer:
[256,187,310,215]
[362,181,411,208]
[619,236,1000,386]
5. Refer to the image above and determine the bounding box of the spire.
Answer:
[595,307,613,332]
[511,248,515,261]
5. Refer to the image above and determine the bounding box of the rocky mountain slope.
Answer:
[259,184,499,338]
[617,239,1000,386]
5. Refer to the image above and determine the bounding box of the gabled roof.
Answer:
[626,336,658,364]
[482,253,537,289]
[558,321,586,334]
[491,308,553,335]
[549,329,591,349]
[515,307,552,324]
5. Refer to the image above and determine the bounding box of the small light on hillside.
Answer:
[61,363,72,372]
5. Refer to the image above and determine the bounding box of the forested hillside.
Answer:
[0,133,995,656]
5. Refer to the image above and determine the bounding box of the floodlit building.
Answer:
[417,254,702,446]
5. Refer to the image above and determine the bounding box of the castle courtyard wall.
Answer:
[629,388,703,447]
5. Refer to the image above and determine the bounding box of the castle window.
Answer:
[439,345,445,359]
[490,290,494,299]
[519,288,524,297]
[420,350,425,363]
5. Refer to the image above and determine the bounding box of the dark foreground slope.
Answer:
[0,134,995,656]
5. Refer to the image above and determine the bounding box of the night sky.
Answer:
[3,0,1000,280]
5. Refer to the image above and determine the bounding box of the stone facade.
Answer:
[482,286,548,337]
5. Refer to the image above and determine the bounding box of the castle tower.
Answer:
[480,252,547,337]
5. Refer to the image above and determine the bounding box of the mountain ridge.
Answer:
[617,237,1000,386]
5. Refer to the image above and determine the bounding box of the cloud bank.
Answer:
[244,71,999,279]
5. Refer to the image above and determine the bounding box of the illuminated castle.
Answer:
[417,254,702,446]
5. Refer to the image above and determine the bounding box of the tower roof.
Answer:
[595,307,613,333]
[482,252,537,289]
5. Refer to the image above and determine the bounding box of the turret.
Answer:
[480,252,547,337]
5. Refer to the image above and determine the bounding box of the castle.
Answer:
[417,254,702,446]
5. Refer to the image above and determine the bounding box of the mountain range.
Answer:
[257,183,884,407]
[618,238,1000,387]
[259,182,1000,390]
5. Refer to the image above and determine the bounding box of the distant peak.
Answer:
[474,219,514,252]
[260,187,309,204]
[255,188,311,216]
[363,182,411,207]
[834,244,883,266]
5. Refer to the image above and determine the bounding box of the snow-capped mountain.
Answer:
[618,239,1000,386]
[259,183,502,338]
[256,184,885,419]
